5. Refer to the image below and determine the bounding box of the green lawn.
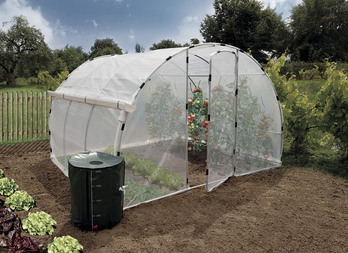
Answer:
[0,78,46,92]
[296,79,325,98]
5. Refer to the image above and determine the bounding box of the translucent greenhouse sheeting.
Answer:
[206,50,237,192]
[48,43,283,209]
[121,52,188,208]
[234,73,283,176]
[53,47,186,104]
[49,99,120,176]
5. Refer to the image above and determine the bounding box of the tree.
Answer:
[135,43,145,53]
[190,38,200,45]
[89,38,122,59]
[15,43,52,79]
[149,39,183,50]
[0,16,47,85]
[200,0,290,62]
[53,45,88,73]
[289,0,348,62]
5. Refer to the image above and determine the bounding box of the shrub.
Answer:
[316,62,348,161]
[266,55,315,153]
[37,70,69,91]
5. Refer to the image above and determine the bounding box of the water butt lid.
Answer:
[69,151,123,170]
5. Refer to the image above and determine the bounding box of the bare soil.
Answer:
[0,144,347,252]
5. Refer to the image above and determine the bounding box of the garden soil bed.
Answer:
[0,144,347,252]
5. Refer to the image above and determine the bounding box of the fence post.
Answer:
[20,92,23,141]
[30,91,33,140]
[5,92,8,142]
[15,92,18,141]
[25,91,28,140]
[0,93,2,143]
[9,92,13,142]
[35,92,38,139]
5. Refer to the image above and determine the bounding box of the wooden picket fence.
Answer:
[0,91,52,145]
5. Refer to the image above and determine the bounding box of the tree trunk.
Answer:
[7,72,15,85]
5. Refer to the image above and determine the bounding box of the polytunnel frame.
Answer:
[120,43,283,206]
[48,43,284,209]
[206,49,239,192]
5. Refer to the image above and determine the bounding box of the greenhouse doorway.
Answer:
[206,51,237,192]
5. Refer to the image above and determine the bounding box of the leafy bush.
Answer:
[125,177,163,204]
[22,211,56,236]
[37,70,69,91]
[266,55,315,153]
[280,61,326,80]
[316,62,348,161]
[48,235,83,253]
[5,190,35,211]
[28,76,39,85]
[0,178,18,196]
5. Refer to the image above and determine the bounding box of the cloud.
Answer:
[128,29,135,42]
[174,15,202,45]
[185,16,199,22]
[86,19,98,28]
[54,19,78,37]
[0,0,54,44]
[259,0,302,18]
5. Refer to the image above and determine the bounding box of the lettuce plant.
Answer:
[5,190,35,211]
[48,235,83,253]
[0,169,4,178]
[22,211,56,236]
[0,177,18,196]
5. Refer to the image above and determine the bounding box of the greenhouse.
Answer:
[48,43,283,209]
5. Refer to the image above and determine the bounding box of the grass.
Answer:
[296,79,325,99]
[282,139,348,179]
[0,78,46,92]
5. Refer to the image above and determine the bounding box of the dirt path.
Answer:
[0,149,347,252]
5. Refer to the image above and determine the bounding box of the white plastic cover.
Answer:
[49,43,283,208]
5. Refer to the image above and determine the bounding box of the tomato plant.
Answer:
[145,82,185,142]
[188,87,208,152]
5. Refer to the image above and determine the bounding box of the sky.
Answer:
[0,0,302,54]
